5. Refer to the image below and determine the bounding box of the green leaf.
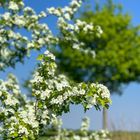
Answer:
[37,54,44,61]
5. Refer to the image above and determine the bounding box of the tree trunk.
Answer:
[103,108,108,130]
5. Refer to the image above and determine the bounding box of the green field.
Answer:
[110,131,140,140]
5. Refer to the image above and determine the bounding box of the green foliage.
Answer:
[55,0,140,94]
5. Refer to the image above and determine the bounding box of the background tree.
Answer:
[55,0,140,129]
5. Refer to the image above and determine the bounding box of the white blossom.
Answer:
[64,13,71,20]
[18,126,29,135]
[39,11,47,18]
[47,7,61,16]
[9,1,19,11]
[97,84,110,98]
[44,50,55,60]
[4,94,19,106]
[14,17,25,26]
[2,12,11,20]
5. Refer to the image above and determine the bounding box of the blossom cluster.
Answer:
[0,0,111,139]
[57,18,102,57]
[0,0,102,70]
[31,51,110,116]
[47,0,82,20]
[0,55,110,139]
[41,117,111,140]
[0,75,39,139]
[0,0,54,70]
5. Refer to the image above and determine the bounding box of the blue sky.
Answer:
[1,0,140,131]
